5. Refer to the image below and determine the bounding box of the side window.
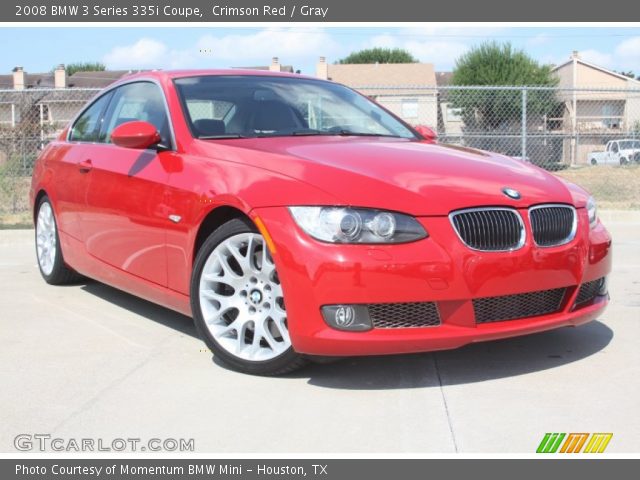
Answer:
[69,92,112,142]
[612,142,619,153]
[100,82,171,147]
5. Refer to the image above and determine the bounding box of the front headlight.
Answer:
[587,196,598,229]
[288,206,428,244]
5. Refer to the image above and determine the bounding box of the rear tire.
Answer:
[35,196,82,285]
[620,157,629,165]
[590,158,597,165]
[190,218,307,375]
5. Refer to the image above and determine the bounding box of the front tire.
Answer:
[35,196,81,285]
[590,158,597,165]
[190,218,307,375]
[620,157,629,165]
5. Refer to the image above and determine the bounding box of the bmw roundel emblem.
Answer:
[502,187,521,200]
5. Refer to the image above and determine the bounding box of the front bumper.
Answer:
[253,206,612,356]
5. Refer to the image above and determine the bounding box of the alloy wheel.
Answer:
[36,202,57,276]
[198,233,290,361]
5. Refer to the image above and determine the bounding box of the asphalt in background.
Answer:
[0,223,638,453]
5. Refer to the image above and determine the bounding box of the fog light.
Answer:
[336,306,354,327]
[598,276,609,296]
[321,305,372,331]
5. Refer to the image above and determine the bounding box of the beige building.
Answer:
[316,57,438,128]
[552,51,640,164]
[0,65,130,129]
[0,66,130,168]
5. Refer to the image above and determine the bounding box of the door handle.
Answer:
[78,159,93,173]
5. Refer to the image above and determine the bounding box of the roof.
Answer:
[66,70,132,88]
[0,75,13,89]
[2,71,56,89]
[552,57,640,85]
[170,69,308,78]
[326,63,437,96]
[26,72,55,88]
[118,69,317,85]
[436,72,453,86]
[233,65,295,74]
[0,72,54,91]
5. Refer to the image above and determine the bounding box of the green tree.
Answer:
[452,42,557,87]
[449,42,562,162]
[57,62,106,77]
[337,48,418,64]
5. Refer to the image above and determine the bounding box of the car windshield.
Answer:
[174,75,417,140]
[619,140,640,150]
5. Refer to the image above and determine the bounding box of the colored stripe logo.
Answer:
[537,433,612,453]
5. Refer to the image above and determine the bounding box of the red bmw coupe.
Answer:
[30,70,612,375]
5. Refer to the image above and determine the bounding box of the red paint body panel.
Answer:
[29,70,612,356]
[253,206,611,355]
[111,121,162,149]
[80,144,171,286]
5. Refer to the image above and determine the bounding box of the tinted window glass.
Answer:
[174,75,416,140]
[100,82,171,146]
[69,93,112,142]
[619,140,640,150]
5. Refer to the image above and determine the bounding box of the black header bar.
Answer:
[3,0,640,22]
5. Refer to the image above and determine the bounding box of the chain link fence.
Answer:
[1,85,639,224]
[363,84,640,210]
[0,88,99,222]
[364,85,640,167]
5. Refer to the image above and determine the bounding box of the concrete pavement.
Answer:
[1,222,638,453]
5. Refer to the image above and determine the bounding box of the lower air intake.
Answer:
[368,302,441,328]
[473,288,567,324]
[575,278,605,307]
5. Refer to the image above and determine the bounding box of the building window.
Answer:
[602,104,620,129]
[401,98,419,119]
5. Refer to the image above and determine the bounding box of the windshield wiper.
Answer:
[199,130,406,139]
[291,129,326,136]
[198,134,248,140]
[333,130,403,138]
[288,129,404,138]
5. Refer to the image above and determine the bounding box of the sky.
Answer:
[1,26,640,76]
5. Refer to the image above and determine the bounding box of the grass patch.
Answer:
[554,164,640,210]
[0,176,31,217]
[0,211,32,229]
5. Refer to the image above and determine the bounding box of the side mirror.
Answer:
[111,121,162,150]
[415,125,437,143]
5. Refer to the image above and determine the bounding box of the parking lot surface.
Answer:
[1,222,638,453]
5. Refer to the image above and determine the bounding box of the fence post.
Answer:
[521,87,527,161]
[39,103,44,145]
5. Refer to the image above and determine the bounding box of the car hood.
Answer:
[196,137,579,216]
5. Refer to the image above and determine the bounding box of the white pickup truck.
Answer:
[588,139,640,165]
